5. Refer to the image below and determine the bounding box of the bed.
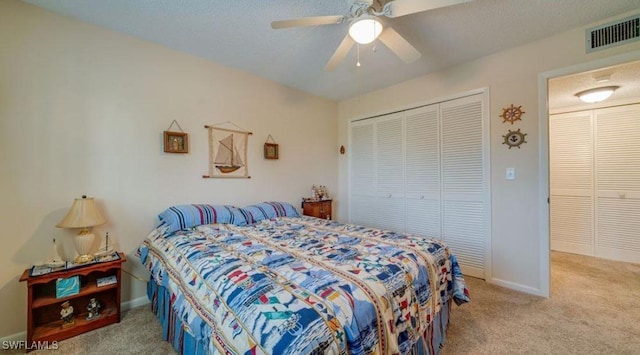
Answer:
[138,202,469,355]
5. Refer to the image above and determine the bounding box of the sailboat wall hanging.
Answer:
[204,125,251,179]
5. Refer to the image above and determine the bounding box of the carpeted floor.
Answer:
[442,251,640,354]
[14,251,640,354]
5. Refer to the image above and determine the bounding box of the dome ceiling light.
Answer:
[349,16,383,44]
[575,86,619,103]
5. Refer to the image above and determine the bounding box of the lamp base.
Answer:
[74,231,96,264]
[75,254,95,264]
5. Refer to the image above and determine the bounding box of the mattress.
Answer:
[138,216,469,354]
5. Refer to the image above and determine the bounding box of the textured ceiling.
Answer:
[549,60,640,110]
[22,0,640,101]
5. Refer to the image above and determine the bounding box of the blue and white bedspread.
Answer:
[138,216,470,355]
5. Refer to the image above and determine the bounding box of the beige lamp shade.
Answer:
[57,195,106,263]
[57,195,106,229]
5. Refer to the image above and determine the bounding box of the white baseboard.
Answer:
[489,278,546,297]
[0,330,26,343]
[1,297,150,341]
[122,296,150,311]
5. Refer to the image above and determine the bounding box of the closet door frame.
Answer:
[538,53,640,298]
[347,88,492,280]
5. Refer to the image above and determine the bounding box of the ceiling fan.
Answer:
[271,0,472,71]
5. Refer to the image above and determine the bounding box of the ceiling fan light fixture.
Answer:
[575,86,619,103]
[349,16,383,44]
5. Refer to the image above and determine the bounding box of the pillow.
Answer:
[242,201,300,223]
[158,204,249,234]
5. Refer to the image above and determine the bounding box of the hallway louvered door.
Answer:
[550,103,640,264]
[349,93,489,278]
[594,104,640,263]
[550,111,594,256]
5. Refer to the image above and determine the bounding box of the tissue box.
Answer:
[56,276,80,298]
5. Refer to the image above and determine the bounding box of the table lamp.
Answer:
[56,195,106,263]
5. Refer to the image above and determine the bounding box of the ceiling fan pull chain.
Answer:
[356,44,361,67]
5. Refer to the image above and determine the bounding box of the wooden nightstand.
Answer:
[302,200,332,220]
[19,253,126,348]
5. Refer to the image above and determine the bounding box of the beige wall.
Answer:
[338,11,640,295]
[0,1,337,337]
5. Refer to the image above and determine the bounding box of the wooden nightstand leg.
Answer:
[27,285,34,344]
[116,268,122,323]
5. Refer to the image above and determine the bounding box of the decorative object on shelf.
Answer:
[502,129,528,149]
[56,195,106,264]
[96,252,121,263]
[94,232,115,258]
[86,298,101,321]
[60,300,74,328]
[264,134,279,160]
[29,252,122,277]
[56,275,80,298]
[163,120,188,153]
[30,264,65,277]
[204,122,252,179]
[45,238,65,268]
[500,104,525,124]
[310,185,330,200]
[340,145,345,155]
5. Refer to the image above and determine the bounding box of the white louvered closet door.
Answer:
[549,111,594,256]
[595,104,640,264]
[349,92,489,279]
[350,120,376,227]
[375,114,405,232]
[441,94,486,278]
[405,105,441,239]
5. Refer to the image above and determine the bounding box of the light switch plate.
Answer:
[506,168,516,180]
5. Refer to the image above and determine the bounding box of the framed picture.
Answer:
[207,127,250,178]
[264,143,279,159]
[164,131,188,153]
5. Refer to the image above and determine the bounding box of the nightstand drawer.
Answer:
[302,200,332,220]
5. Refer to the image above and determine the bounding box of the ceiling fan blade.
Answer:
[271,15,345,29]
[324,35,355,71]
[378,27,421,63]
[384,0,473,18]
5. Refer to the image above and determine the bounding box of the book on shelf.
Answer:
[56,276,80,298]
[96,275,117,287]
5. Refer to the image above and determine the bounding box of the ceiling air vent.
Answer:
[586,14,640,53]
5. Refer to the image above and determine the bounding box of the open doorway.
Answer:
[545,59,640,294]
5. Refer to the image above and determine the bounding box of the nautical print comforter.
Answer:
[138,216,470,355]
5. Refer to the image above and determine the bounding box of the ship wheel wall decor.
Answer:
[500,104,525,124]
[502,129,527,149]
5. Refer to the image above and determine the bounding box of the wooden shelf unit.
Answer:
[19,253,126,348]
